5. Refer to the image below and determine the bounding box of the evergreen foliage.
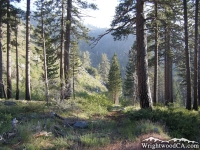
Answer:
[123,44,136,100]
[108,53,122,104]
[81,51,91,68]
[70,41,82,77]
[98,53,110,83]
[33,0,59,80]
[110,0,136,40]
[45,35,59,79]
[86,67,98,78]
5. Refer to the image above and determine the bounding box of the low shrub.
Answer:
[127,107,200,142]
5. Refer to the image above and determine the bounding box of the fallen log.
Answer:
[51,112,65,120]
[0,135,7,144]
[53,130,64,137]
[50,112,76,128]
[3,131,17,139]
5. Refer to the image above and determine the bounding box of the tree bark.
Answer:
[7,0,12,99]
[164,26,168,105]
[0,1,3,98]
[136,1,153,109]
[183,0,191,110]
[165,25,173,105]
[199,34,200,106]
[15,16,19,100]
[25,0,31,100]
[64,0,72,100]
[193,0,198,110]
[60,0,64,101]
[168,27,173,104]
[115,95,119,105]
[153,1,158,105]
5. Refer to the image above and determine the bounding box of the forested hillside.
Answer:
[0,0,200,149]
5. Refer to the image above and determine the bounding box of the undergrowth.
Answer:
[0,98,199,149]
[127,106,200,142]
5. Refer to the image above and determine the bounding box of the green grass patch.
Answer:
[80,133,110,147]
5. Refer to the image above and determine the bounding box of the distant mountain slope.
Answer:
[79,26,135,77]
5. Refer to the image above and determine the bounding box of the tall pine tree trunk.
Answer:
[15,16,19,100]
[198,33,200,106]
[25,0,31,100]
[153,1,158,105]
[164,25,169,105]
[169,51,173,103]
[114,93,119,105]
[64,0,72,99]
[165,25,173,105]
[183,0,191,110]
[7,0,12,99]
[60,0,64,101]
[168,27,173,103]
[0,1,3,98]
[136,1,152,109]
[193,0,198,110]
[41,0,49,103]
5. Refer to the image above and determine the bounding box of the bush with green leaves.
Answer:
[76,92,112,116]
[86,67,99,78]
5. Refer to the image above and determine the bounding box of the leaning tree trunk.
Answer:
[136,1,153,109]
[183,0,191,110]
[7,0,12,99]
[153,1,158,105]
[0,1,3,98]
[193,0,198,110]
[64,0,72,100]
[25,0,31,100]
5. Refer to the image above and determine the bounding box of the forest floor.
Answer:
[0,99,199,150]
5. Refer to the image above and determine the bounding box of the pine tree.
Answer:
[64,0,97,99]
[153,1,158,105]
[0,0,21,99]
[25,0,31,100]
[70,41,82,76]
[124,44,137,104]
[46,35,59,80]
[136,0,153,108]
[33,0,50,103]
[7,0,12,99]
[10,11,23,100]
[82,51,91,69]
[193,0,198,110]
[146,0,183,106]
[108,53,122,105]
[70,41,82,99]
[98,53,110,83]
[0,0,6,98]
[101,0,153,108]
[183,0,191,110]
[173,76,183,107]
[33,0,59,80]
